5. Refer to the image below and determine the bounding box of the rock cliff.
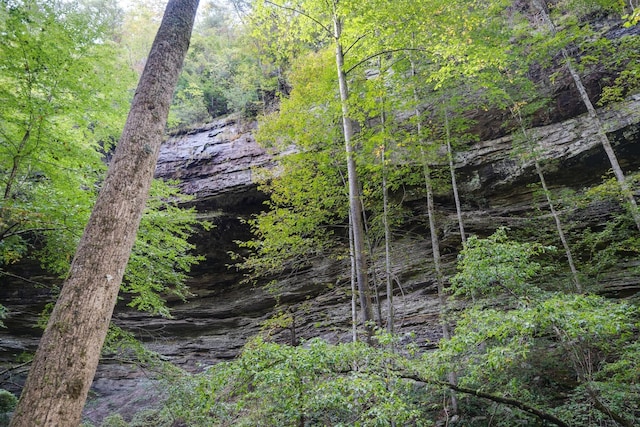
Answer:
[125,94,640,367]
[1,94,640,423]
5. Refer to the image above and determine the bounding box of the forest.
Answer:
[0,0,639,425]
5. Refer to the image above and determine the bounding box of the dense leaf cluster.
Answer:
[0,0,206,318]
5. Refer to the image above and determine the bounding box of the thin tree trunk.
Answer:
[512,107,582,292]
[375,58,394,334]
[349,211,358,343]
[534,0,640,232]
[360,193,383,327]
[382,144,394,334]
[372,265,384,326]
[410,55,458,414]
[362,211,384,327]
[10,1,199,425]
[535,160,582,291]
[333,13,373,339]
[443,107,466,244]
[421,153,459,415]
[422,157,449,339]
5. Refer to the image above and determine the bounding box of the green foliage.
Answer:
[152,295,638,427]
[236,150,347,283]
[102,324,183,379]
[234,49,347,284]
[118,0,165,75]
[586,27,640,105]
[98,414,129,427]
[163,336,433,426]
[0,0,207,319]
[169,2,277,128]
[436,227,640,426]
[248,0,331,72]
[450,228,555,300]
[94,410,174,427]
[511,0,639,113]
[570,175,640,281]
[0,0,134,272]
[623,6,640,26]
[123,180,210,317]
[0,389,17,413]
[256,48,340,151]
[428,294,640,426]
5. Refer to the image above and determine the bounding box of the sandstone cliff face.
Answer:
[1,96,639,424]
[144,95,640,366]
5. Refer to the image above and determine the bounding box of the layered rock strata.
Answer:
[1,96,639,424]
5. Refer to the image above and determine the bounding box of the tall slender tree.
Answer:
[409,55,459,415]
[10,0,199,425]
[532,0,640,231]
[331,3,375,337]
[250,0,379,337]
[511,103,582,292]
[443,107,467,244]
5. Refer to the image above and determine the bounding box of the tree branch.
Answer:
[402,374,570,427]
[0,270,52,288]
[345,48,427,75]
[0,361,32,377]
[587,386,634,427]
[264,0,332,36]
[343,31,371,57]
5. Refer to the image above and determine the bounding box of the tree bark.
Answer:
[333,13,374,339]
[10,1,199,425]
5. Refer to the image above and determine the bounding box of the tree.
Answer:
[236,49,348,287]
[510,102,582,292]
[0,0,133,268]
[119,0,167,74]
[529,0,640,231]
[169,0,272,128]
[10,0,200,425]
[248,0,379,338]
[163,336,433,426]
[0,0,202,318]
[443,229,639,426]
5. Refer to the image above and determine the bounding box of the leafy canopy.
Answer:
[0,0,206,317]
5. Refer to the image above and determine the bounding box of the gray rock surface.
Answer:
[1,96,639,425]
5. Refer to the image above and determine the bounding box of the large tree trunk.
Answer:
[10,1,199,425]
[333,13,374,338]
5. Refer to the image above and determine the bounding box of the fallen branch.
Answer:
[587,387,634,427]
[402,373,570,427]
[0,360,32,377]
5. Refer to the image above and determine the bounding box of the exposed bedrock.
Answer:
[141,95,640,367]
[1,95,639,424]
